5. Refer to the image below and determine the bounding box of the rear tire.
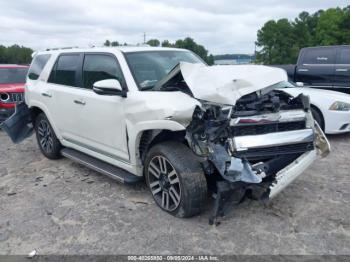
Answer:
[145,141,207,218]
[35,113,62,159]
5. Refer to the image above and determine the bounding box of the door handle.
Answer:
[298,68,309,72]
[41,92,52,98]
[74,99,86,105]
[336,68,348,72]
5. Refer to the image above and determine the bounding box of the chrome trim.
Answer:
[269,150,317,199]
[232,129,314,152]
[231,110,307,126]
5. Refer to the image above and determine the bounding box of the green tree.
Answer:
[256,19,295,64]
[146,39,160,47]
[104,40,111,46]
[315,8,344,45]
[111,41,119,46]
[256,5,350,65]
[161,40,173,47]
[339,6,350,43]
[173,37,213,65]
[0,45,33,64]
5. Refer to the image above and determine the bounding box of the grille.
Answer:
[231,120,306,136]
[9,93,24,103]
[234,142,314,159]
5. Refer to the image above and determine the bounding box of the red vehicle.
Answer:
[0,64,29,123]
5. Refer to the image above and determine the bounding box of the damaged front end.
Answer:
[185,89,330,225]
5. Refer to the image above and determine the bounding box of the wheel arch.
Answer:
[127,120,188,166]
[28,103,61,140]
[310,104,325,131]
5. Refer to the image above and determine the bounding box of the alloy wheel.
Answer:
[148,155,181,212]
[37,120,54,153]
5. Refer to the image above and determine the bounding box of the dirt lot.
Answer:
[0,131,349,255]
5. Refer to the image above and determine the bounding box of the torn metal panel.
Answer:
[208,144,263,184]
[0,102,33,143]
[155,62,289,106]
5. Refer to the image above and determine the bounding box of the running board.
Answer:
[61,148,142,184]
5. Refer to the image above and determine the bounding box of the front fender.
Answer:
[127,120,186,165]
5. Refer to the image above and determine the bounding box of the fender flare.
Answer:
[28,101,62,140]
[127,120,187,165]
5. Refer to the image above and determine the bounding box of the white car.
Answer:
[278,83,350,134]
[1,47,330,223]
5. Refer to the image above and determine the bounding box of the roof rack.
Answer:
[45,46,80,51]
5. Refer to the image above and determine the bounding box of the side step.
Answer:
[61,148,142,184]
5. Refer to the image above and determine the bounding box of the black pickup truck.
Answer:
[274,45,350,94]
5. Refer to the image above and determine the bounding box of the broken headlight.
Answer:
[186,102,233,157]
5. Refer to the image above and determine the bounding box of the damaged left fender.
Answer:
[124,91,200,170]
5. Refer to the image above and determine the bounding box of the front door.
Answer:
[75,53,129,161]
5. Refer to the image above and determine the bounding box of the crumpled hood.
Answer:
[178,62,288,105]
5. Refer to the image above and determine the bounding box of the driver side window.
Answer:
[83,54,125,89]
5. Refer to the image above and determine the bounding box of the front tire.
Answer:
[145,141,207,218]
[35,113,62,159]
[311,106,325,131]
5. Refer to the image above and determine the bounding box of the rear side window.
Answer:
[49,54,80,86]
[28,54,51,80]
[82,54,125,89]
[302,48,335,64]
[338,48,350,64]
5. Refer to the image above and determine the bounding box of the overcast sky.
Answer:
[0,0,348,54]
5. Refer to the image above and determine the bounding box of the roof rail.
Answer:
[45,46,80,51]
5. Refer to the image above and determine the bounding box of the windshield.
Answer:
[124,51,204,90]
[0,68,28,84]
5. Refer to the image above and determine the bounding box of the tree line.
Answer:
[256,5,350,64]
[3,5,349,66]
[0,45,33,64]
[104,37,215,65]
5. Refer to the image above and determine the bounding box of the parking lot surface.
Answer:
[0,131,349,255]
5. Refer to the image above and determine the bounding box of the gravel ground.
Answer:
[0,131,349,255]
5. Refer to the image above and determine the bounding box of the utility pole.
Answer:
[143,32,146,44]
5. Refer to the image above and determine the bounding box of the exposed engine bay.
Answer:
[185,89,318,224]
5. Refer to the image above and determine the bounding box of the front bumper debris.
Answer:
[0,107,15,123]
[269,149,317,198]
[209,126,330,225]
[0,102,33,143]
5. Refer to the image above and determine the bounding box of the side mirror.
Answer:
[93,79,127,97]
[295,82,304,87]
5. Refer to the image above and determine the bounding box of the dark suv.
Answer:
[274,45,350,94]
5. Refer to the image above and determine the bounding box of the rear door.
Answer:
[296,47,336,89]
[334,46,350,94]
[46,53,84,141]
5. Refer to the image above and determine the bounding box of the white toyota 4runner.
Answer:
[2,47,330,223]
